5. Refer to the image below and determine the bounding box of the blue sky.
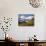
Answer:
[19,14,34,19]
[18,14,34,22]
[19,14,34,17]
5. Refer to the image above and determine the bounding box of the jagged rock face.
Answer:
[29,0,42,8]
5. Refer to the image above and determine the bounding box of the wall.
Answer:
[0,0,46,40]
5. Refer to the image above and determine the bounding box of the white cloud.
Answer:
[20,16,25,19]
[25,16,33,20]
